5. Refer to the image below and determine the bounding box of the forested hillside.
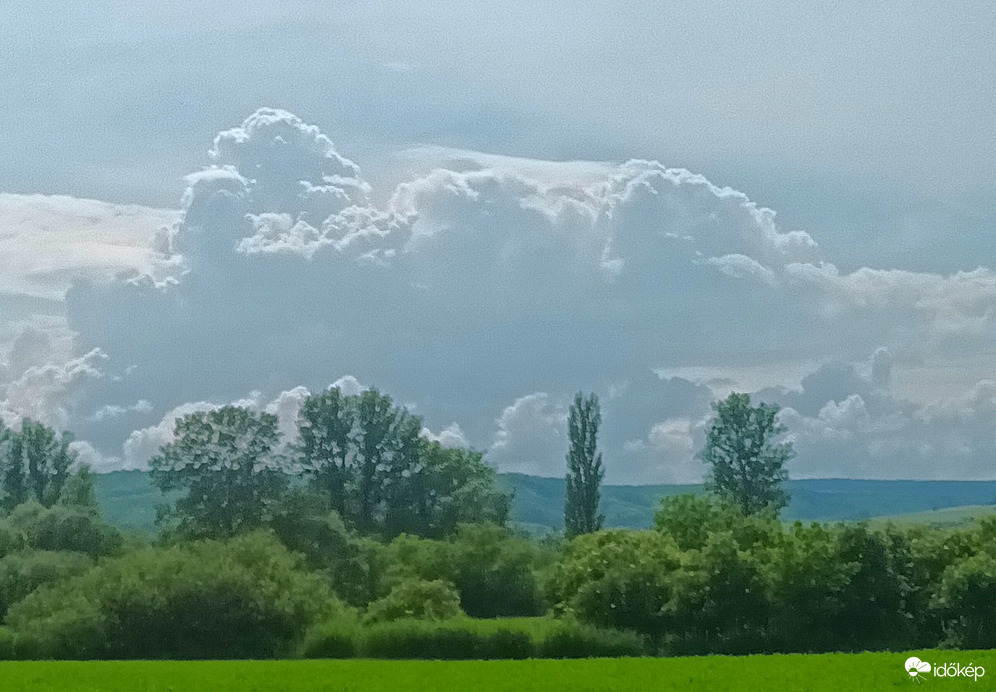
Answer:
[93,470,996,535]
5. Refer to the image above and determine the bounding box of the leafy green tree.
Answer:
[267,488,384,606]
[295,387,510,538]
[297,388,356,516]
[391,442,510,539]
[58,466,99,512]
[665,531,770,655]
[654,493,780,552]
[699,393,794,516]
[564,392,604,538]
[355,389,404,532]
[150,406,288,539]
[549,529,683,637]
[933,551,996,648]
[363,578,463,623]
[0,419,75,512]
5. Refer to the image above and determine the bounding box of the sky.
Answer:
[1,1,995,483]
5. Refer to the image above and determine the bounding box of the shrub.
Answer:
[361,620,484,659]
[0,551,93,619]
[0,627,16,660]
[3,503,123,558]
[654,494,780,553]
[663,532,769,655]
[537,622,645,658]
[300,620,360,659]
[485,628,534,659]
[933,551,996,649]
[549,529,682,638]
[364,578,462,623]
[385,525,548,618]
[7,531,343,659]
[268,490,386,607]
[447,524,548,618]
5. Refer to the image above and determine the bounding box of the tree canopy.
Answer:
[699,392,794,516]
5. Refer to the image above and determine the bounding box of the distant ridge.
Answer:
[92,470,996,535]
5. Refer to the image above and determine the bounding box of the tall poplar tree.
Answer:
[564,392,604,538]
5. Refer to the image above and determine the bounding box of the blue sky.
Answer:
[1,2,995,482]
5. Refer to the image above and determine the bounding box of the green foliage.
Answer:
[933,550,996,648]
[267,488,384,606]
[549,529,682,637]
[360,619,489,660]
[299,619,361,659]
[150,406,289,539]
[386,525,548,618]
[297,387,510,538]
[7,531,342,659]
[564,392,604,538]
[304,617,642,660]
[664,532,769,655]
[57,466,99,512]
[297,387,355,517]
[0,550,93,619]
[2,502,123,558]
[699,393,794,516]
[536,622,646,659]
[0,627,15,660]
[654,494,781,552]
[0,419,76,511]
[364,579,463,624]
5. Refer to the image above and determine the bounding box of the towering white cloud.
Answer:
[0,107,993,482]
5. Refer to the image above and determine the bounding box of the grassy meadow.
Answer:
[2,650,992,691]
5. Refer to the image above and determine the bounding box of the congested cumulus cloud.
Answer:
[4,108,996,481]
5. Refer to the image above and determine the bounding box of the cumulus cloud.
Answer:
[422,423,469,449]
[487,393,568,476]
[3,107,994,482]
[0,348,106,429]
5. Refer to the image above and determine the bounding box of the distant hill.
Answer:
[93,471,996,536]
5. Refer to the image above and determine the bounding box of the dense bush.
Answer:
[2,503,123,558]
[299,620,360,659]
[933,551,996,649]
[0,627,16,660]
[363,578,463,623]
[664,532,769,655]
[386,525,548,618]
[537,622,646,658]
[7,531,343,659]
[548,529,682,637]
[268,489,385,607]
[0,551,93,619]
[302,617,643,660]
[361,619,487,659]
[654,494,780,553]
[553,508,949,655]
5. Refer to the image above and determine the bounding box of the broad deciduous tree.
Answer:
[699,392,794,516]
[150,406,287,538]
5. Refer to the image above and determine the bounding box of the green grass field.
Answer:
[1,650,992,691]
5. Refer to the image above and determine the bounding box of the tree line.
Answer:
[0,386,992,661]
